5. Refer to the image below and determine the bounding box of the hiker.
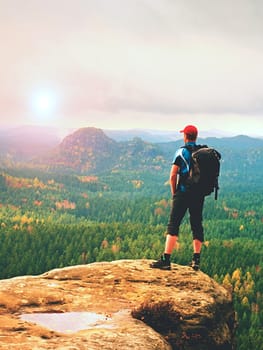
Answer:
[150,125,205,271]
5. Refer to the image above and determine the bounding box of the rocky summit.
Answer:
[0,260,235,350]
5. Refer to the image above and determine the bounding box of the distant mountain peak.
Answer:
[41,127,119,173]
[59,127,117,151]
[1,125,262,174]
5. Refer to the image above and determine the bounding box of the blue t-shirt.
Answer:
[172,142,196,192]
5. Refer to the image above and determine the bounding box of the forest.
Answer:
[0,137,262,350]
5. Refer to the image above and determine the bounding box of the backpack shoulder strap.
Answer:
[183,144,207,153]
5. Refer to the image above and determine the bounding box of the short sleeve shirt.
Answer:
[172,141,196,192]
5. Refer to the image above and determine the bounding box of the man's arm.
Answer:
[170,164,179,196]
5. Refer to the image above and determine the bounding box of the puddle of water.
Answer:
[20,311,113,333]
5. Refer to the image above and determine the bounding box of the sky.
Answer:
[0,0,263,137]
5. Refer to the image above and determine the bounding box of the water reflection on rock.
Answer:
[20,311,113,333]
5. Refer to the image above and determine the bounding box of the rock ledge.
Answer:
[0,259,235,349]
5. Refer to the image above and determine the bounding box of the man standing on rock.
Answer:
[150,125,205,271]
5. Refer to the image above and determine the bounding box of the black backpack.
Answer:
[183,145,221,199]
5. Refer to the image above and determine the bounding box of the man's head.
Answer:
[180,125,198,141]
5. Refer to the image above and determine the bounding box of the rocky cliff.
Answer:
[0,260,235,350]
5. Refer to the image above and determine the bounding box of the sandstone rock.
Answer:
[0,260,235,349]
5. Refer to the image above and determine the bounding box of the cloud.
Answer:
[0,0,262,133]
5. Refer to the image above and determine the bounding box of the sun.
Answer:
[32,91,56,121]
[36,95,52,112]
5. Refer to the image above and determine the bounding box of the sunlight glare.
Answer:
[32,91,56,121]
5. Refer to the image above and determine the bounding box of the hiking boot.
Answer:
[189,259,200,271]
[150,255,171,270]
[189,254,200,271]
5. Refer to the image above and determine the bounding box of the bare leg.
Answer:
[165,234,178,254]
[193,239,202,254]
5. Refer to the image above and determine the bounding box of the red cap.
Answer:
[180,125,198,136]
